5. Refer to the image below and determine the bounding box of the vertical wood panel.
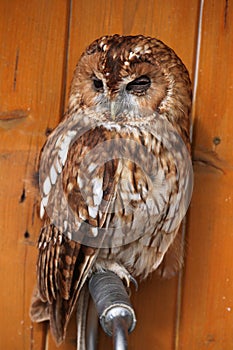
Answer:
[179,1,233,348]
[0,1,69,349]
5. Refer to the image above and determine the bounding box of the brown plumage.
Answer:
[30,34,192,345]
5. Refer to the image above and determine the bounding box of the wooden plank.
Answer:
[0,1,69,349]
[178,1,233,348]
[46,1,200,349]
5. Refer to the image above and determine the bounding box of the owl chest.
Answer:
[61,125,179,249]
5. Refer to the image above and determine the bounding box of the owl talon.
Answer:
[115,269,138,290]
[94,261,137,290]
[129,275,138,291]
[122,274,138,290]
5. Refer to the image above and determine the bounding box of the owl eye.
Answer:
[126,75,151,93]
[93,77,104,92]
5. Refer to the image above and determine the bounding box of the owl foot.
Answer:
[94,261,138,289]
[111,264,138,289]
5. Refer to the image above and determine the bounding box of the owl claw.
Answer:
[129,275,138,291]
[113,268,138,290]
[94,261,138,290]
[121,273,138,290]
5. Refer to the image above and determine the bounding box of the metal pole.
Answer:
[88,271,136,350]
[112,313,129,350]
[86,294,99,350]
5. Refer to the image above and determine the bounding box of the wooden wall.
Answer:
[0,1,233,349]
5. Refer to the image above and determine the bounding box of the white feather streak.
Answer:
[40,202,45,219]
[55,158,62,173]
[42,195,49,207]
[50,165,57,185]
[58,147,69,166]
[91,227,98,237]
[93,177,103,206]
[43,176,51,195]
[88,205,98,219]
[77,174,84,188]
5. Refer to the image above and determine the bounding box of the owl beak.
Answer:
[110,101,116,120]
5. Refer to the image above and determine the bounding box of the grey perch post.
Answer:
[87,271,137,350]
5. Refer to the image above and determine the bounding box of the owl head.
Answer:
[68,35,191,141]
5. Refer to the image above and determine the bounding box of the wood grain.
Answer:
[178,1,233,348]
[0,1,69,349]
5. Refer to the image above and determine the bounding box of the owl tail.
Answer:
[30,283,90,348]
[30,287,50,323]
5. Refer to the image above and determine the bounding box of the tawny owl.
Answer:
[30,34,192,345]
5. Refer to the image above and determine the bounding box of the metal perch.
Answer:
[87,271,137,350]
